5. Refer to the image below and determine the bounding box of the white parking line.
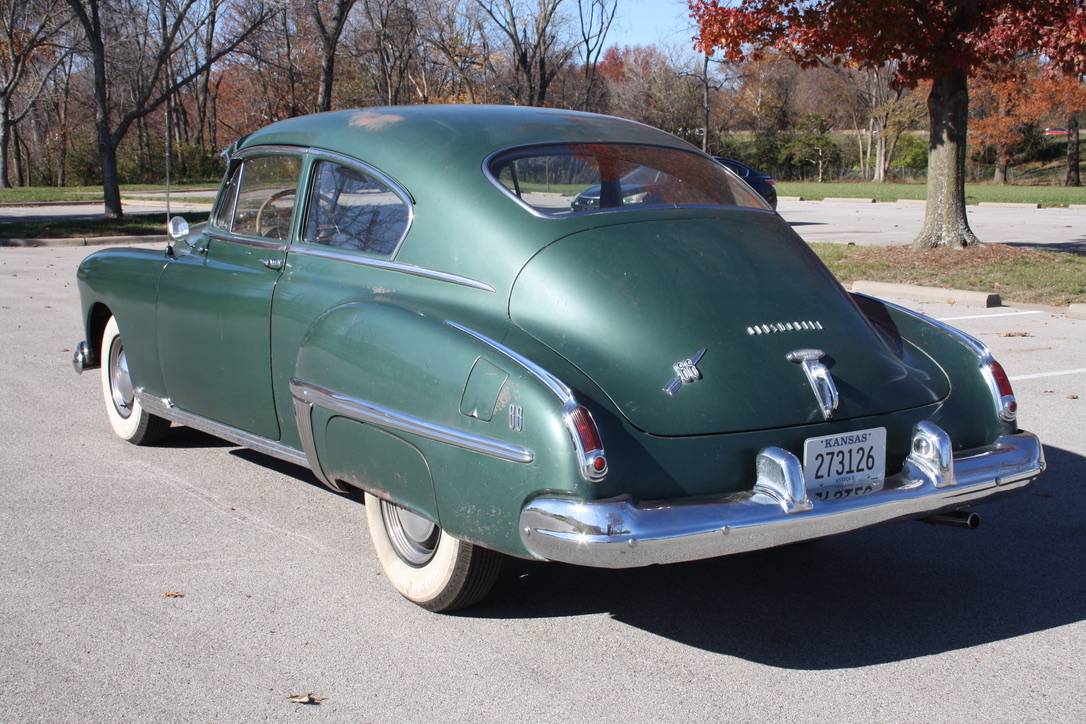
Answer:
[937,310,1044,321]
[1009,368,1086,381]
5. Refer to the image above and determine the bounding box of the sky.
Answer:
[605,0,698,51]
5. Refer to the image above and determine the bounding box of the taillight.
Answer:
[765,178,776,186]
[985,359,1017,422]
[565,404,607,482]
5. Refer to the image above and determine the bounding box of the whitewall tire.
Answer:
[364,492,502,611]
[99,315,169,445]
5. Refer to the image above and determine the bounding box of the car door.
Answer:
[156,148,303,440]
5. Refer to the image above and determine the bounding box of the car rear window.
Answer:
[487,143,768,217]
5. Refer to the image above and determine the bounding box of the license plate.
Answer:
[802,427,886,501]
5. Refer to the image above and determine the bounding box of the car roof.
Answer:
[233,106,712,291]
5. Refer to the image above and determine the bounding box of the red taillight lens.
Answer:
[568,405,602,452]
[990,360,1014,397]
[766,178,776,186]
[987,359,1017,421]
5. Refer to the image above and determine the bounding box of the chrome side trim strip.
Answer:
[443,321,607,482]
[520,427,1045,568]
[443,321,572,402]
[288,245,495,292]
[135,391,308,469]
[289,378,534,464]
[289,394,347,493]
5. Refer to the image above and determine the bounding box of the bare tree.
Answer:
[310,0,358,112]
[0,0,72,187]
[476,0,575,106]
[64,0,274,218]
[575,0,614,110]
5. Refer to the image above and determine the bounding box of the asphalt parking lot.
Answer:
[1,242,1083,721]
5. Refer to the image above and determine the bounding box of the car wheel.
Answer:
[99,315,169,445]
[364,492,502,611]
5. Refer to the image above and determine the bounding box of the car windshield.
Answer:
[488,143,767,216]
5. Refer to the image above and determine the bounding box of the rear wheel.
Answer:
[99,315,169,445]
[364,493,502,611]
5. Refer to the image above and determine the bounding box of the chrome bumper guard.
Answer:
[519,422,1044,568]
[72,340,95,374]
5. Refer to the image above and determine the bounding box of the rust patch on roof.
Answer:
[348,110,405,130]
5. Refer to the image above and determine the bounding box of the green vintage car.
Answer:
[73,106,1044,611]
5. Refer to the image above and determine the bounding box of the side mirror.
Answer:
[167,216,190,241]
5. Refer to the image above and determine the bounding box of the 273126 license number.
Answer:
[802,427,887,501]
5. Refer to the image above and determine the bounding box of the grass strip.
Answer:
[812,242,1086,306]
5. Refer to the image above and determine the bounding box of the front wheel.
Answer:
[99,315,170,445]
[364,493,502,611]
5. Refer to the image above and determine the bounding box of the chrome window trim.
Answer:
[207,148,304,245]
[289,378,534,465]
[443,321,607,482]
[299,148,417,262]
[481,142,773,220]
[286,244,495,292]
[136,390,309,469]
[206,228,288,251]
[209,163,242,230]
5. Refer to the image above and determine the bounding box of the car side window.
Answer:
[231,155,302,241]
[303,160,410,257]
[212,164,241,229]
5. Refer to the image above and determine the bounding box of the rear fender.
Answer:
[290,301,591,556]
[852,293,1014,448]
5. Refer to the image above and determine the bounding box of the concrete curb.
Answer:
[777,195,803,201]
[821,196,876,203]
[894,198,927,204]
[0,234,167,248]
[851,280,1001,308]
[1068,303,1086,320]
[0,199,100,208]
[1070,204,1086,210]
[977,201,1041,209]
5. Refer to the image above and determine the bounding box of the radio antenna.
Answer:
[165,97,172,226]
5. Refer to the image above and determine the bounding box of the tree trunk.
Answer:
[1067,114,1081,187]
[12,122,24,186]
[913,68,978,249]
[317,39,337,112]
[873,131,886,183]
[993,147,1009,184]
[701,54,710,153]
[0,99,10,188]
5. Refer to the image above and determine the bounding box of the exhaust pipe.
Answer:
[925,511,981,529]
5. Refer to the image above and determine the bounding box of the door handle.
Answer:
[260,258,284,270]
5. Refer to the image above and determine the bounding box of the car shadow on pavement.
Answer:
[1006,240,1086,255]
[471,444,1085,670]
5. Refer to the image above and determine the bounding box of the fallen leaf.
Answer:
[1042,389,1055,394]
[287,693,323,705]
[999,331,1032,337]
[1068,394,1080,400]
[163,591,184,598]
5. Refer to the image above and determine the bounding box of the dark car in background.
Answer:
[714,157,777,209]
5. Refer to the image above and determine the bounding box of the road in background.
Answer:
[1,243,1083,721]
[780,199,1086,252]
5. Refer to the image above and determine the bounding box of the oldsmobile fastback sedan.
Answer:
[72,106,1044,611]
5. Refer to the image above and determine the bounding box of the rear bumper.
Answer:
[519,423,1044,568]
[72,340,96,374]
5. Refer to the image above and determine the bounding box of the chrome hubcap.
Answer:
[379,499,440,567]
[108,336,135,419]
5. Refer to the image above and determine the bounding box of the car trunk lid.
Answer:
[509,213,949,436]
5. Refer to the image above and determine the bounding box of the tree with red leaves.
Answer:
[689,0,1086,249]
